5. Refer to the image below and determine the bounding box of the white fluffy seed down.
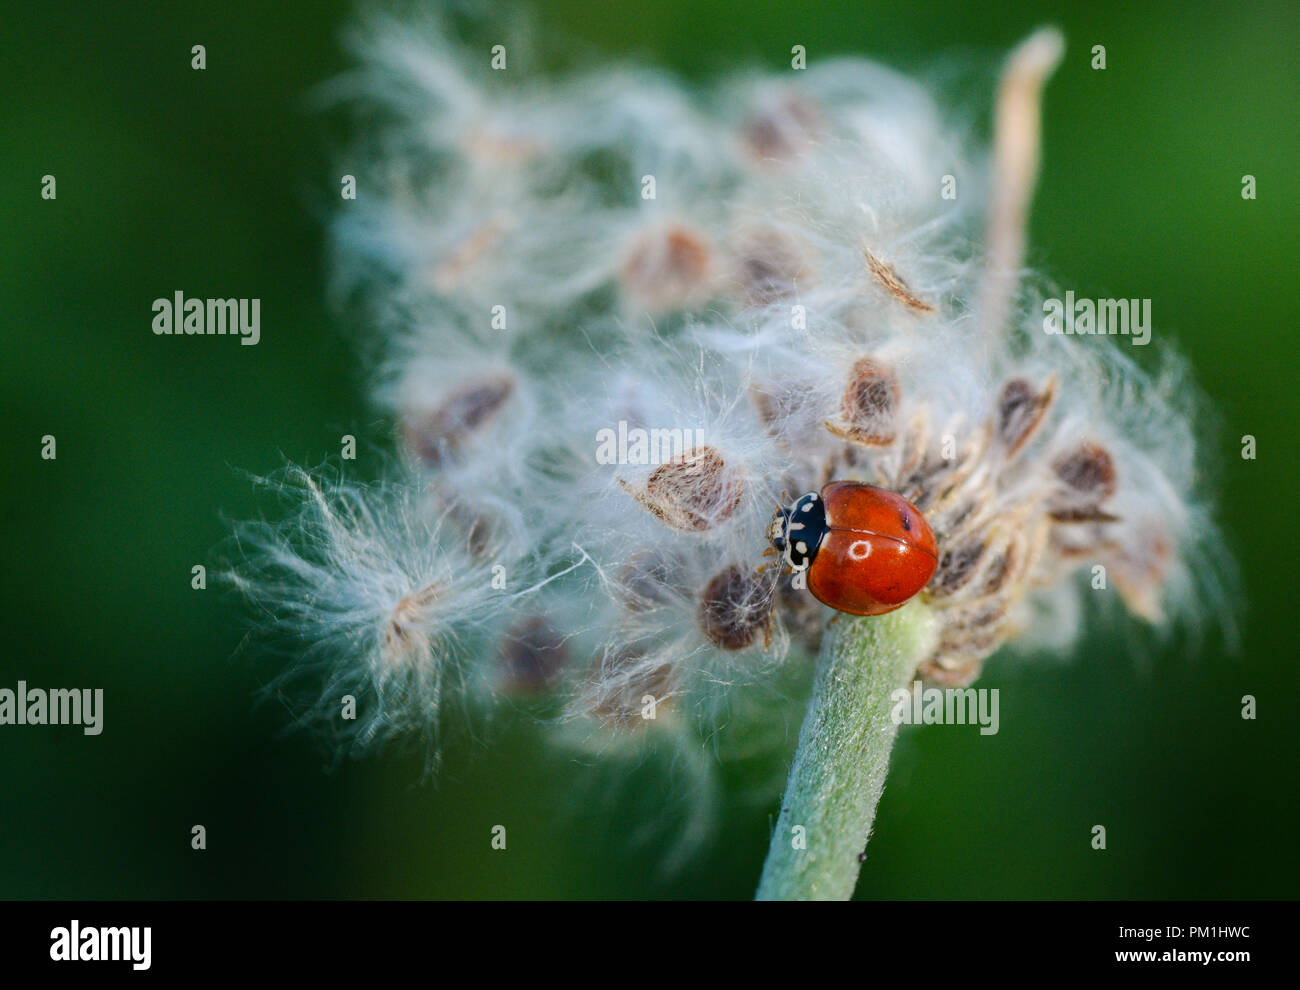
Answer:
[231,9,1233,781]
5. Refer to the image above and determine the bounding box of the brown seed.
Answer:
[741,92,824,163]
[750,380,816,433]
[1050,442,1119,522]
[464,513,494,559]
[434,494,504,560]
[937,630,1003,657]
[981,544,1016,594]
[620,223,712,311]
[1049,506,1122,524]
[432,216,506,292]
[498,616,568,693]
[828,358,900,446]
[621,446,745,532]
[732,229,810,306]
[402,374,515,468]
[996,376,1057,456]
[589,649,675,730]
[617,550,680,611]
[863,248,935,314]
[750,380,826,456]
[698,564,773,650]
[931,538,986,596]
[381,584,439,668]
[954,602,1010,633]
[917,655,984,688]
[1054,442,1117,495]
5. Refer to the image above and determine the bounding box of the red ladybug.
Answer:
[767,482,938,616]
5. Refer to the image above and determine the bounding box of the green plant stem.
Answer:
[756,601,937,901]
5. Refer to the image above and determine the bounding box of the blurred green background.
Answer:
[2,0,1296,899]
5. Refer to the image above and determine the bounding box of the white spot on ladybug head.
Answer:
[848,540,872,560]
[801,501,814,512]
[795,541,807,554]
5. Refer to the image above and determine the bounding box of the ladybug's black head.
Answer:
[767,491,827,573]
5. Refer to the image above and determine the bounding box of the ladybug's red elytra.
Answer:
[767,481,938,616]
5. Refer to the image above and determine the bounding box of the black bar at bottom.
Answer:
[0,900,1278,978]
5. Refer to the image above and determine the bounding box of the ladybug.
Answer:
[767,481,938,616]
